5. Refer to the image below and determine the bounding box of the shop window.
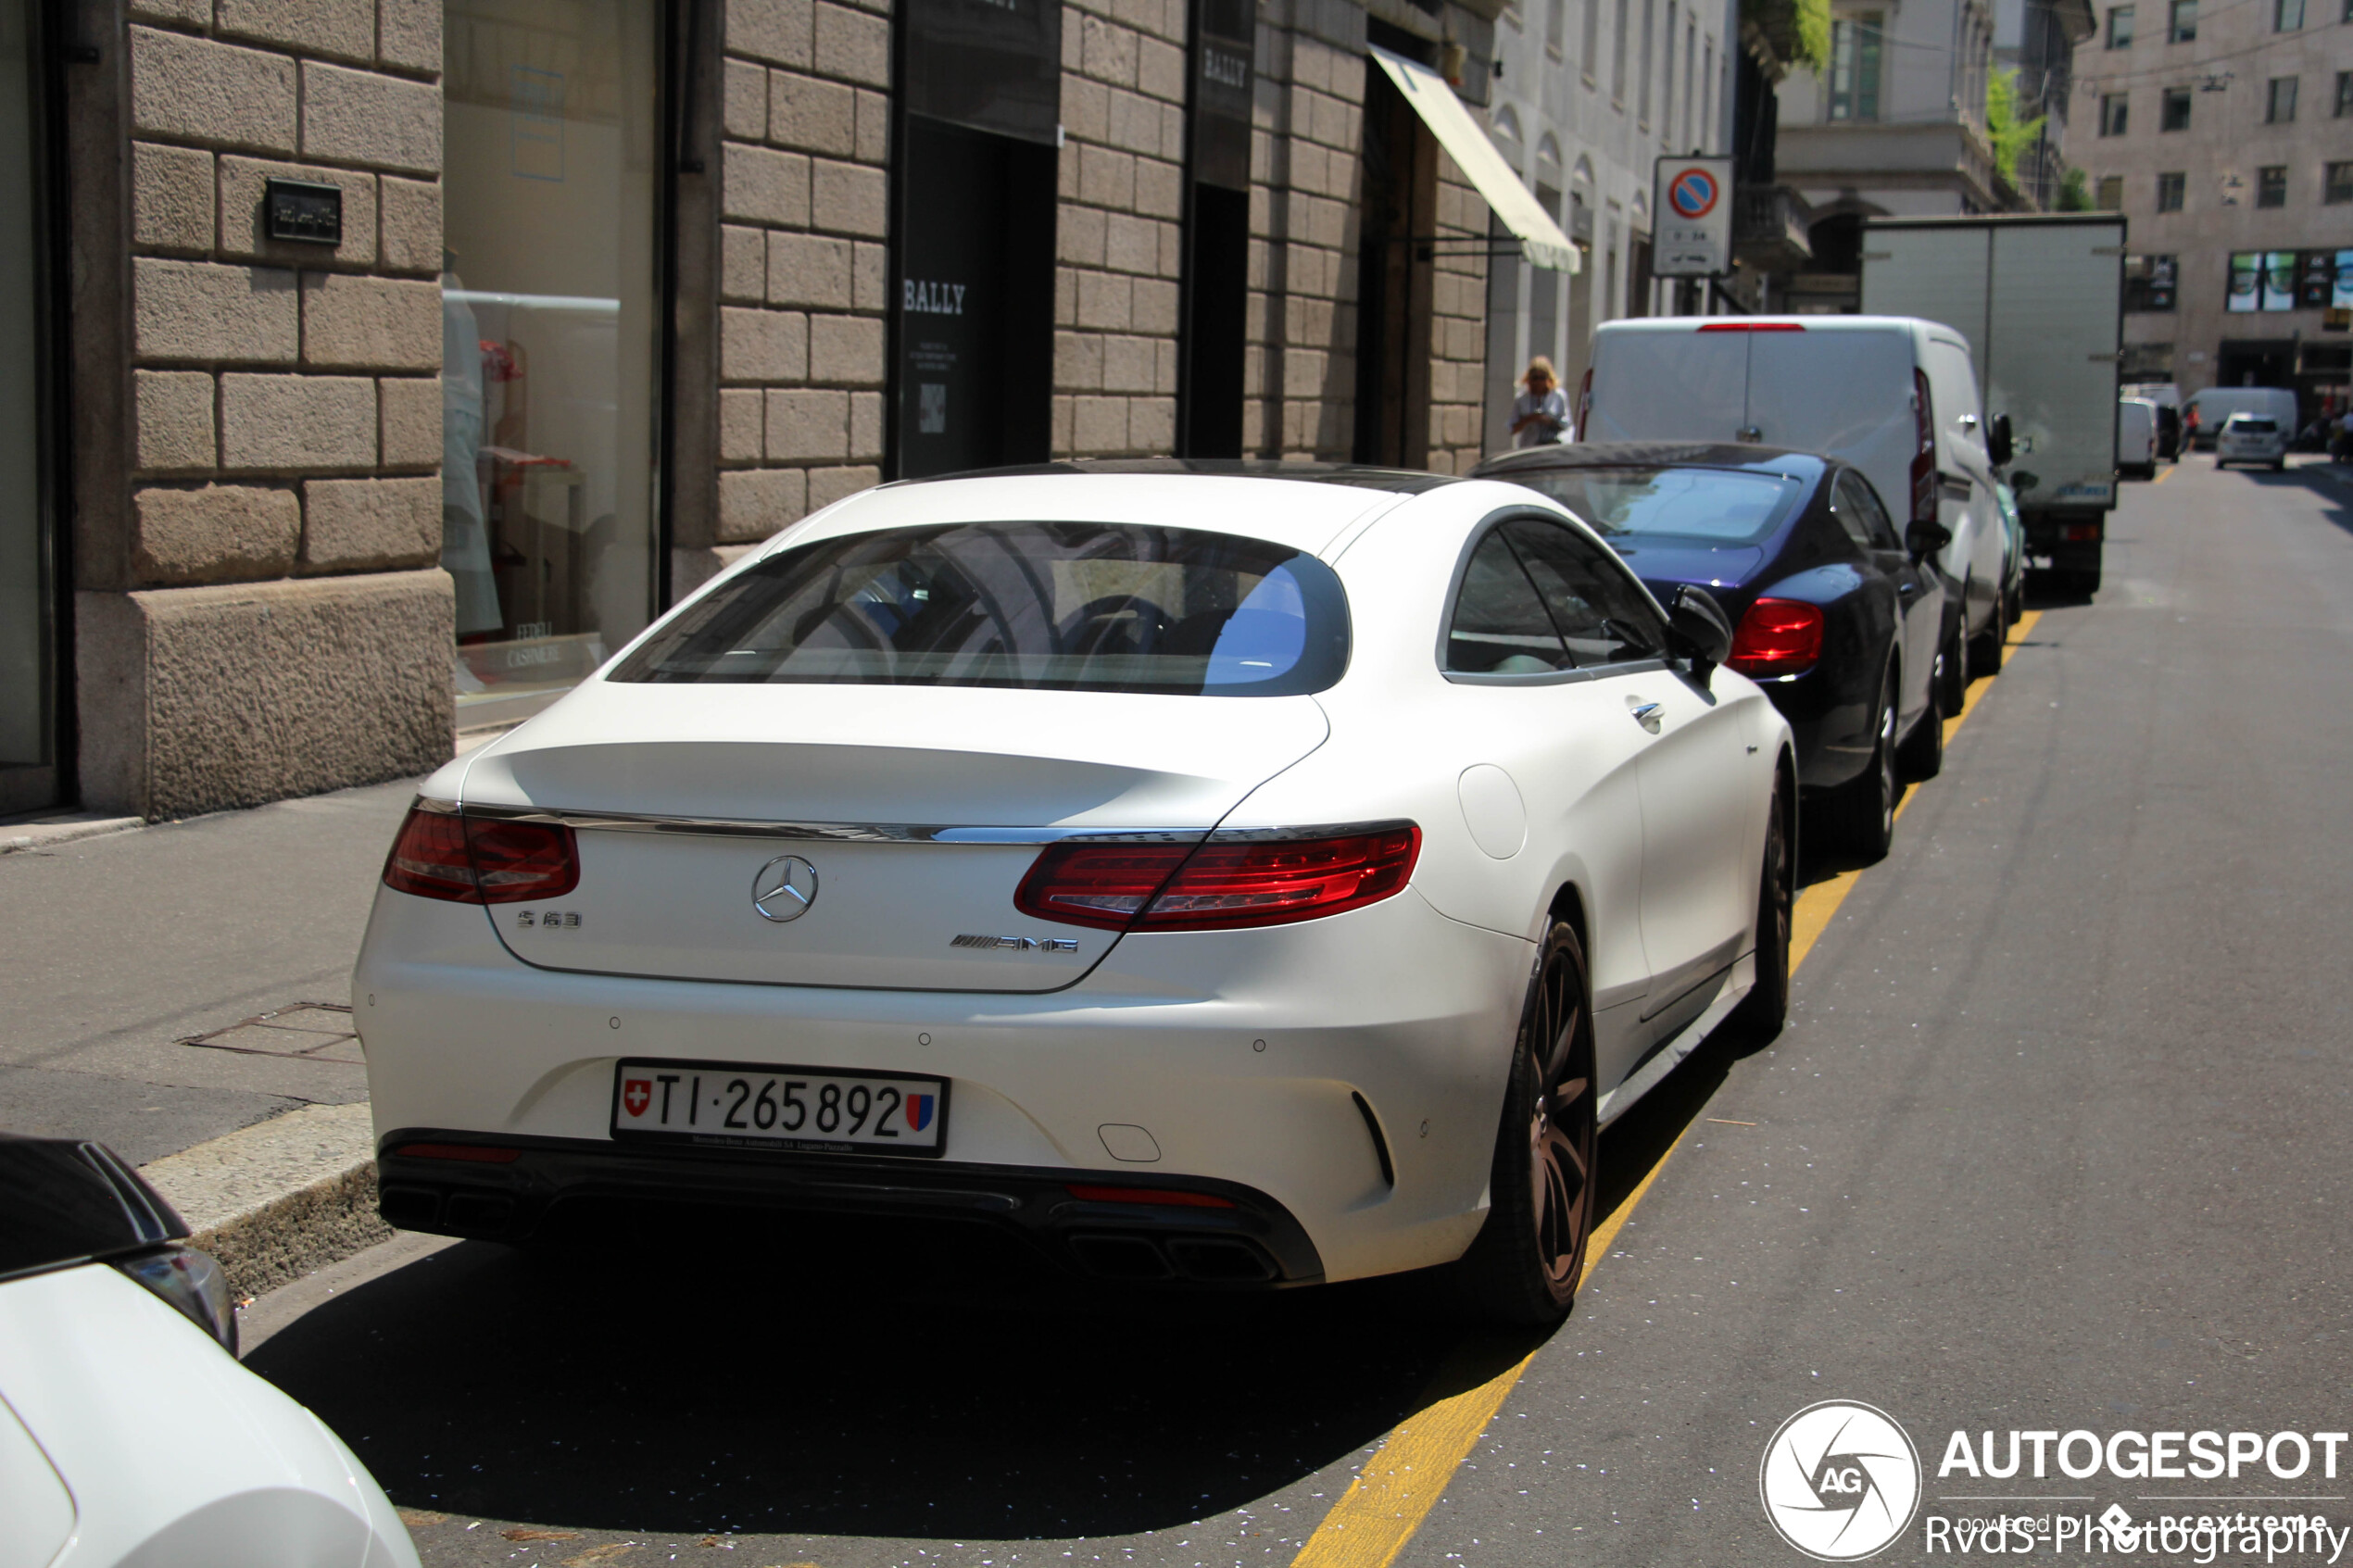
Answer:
[2157,170,2185,209]
[0,0,57,814]
[442,0,664,729]
[1829,13,1884,120]
[2326,160,2353,204]
[2161,86,2191,128]
[2107,4,2134,44]
[2100,94,2129,134]
[2257,166,2287,207]
[2124,254,2178,311]
[2167,0,2196,40]
[2266,76,2298,121]
[2095,174,2125,209]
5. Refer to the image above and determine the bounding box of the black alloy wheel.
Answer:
[1452,921,1599,1326]
[1730,771,1793,1040]
[1897,653,1945,781]
[1830,664,1897,861]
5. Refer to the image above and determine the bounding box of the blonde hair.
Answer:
[1520,357,1557,390]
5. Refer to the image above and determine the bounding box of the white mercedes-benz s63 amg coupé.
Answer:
[356,462,1793,1324]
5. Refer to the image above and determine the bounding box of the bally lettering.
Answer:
[902,279,968,315]
[1201,45,1249,87]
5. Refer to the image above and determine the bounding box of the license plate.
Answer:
[610,1059,948,1157]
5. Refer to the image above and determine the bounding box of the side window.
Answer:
[1503,518,1670,666]
[1832,471,1903,552]
[1445,529,1569,674]
[1845,472,1905,551]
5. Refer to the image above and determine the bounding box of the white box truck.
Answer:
[1860,214,2126,596]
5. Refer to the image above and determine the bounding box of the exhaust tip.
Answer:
[1066,1232,1176,1280]
[1165,1236,1277,1283]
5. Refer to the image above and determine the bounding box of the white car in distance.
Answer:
[2214,412,2288,470]
[356,464,1794,1323]
[0,1135,419,1568]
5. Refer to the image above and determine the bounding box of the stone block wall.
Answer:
[74,1,454,819]
[1052,0,1189,456]
[711,0,895,556]
[1426,157,1490,474]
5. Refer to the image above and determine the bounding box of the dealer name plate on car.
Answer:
[611,1058,947,1157]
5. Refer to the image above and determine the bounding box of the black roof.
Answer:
[885,458,1467,495]
[1471,441,1831,481]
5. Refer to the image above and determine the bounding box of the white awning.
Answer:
[1368,44,1580,273]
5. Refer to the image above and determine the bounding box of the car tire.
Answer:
[1449,919,1599,1327]
[1936,607,1969,717]
[1897,656,1945,781]
[1730,771,1793,1042]
[2272,459,2285,472]
[1968,597,2005,679]
[1829,664,1897,862]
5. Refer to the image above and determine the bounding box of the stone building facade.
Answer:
[6,0,1518,824]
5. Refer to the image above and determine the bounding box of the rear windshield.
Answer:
[1498,467,1805,546]
[610,522,1350,696]
[2226,417,2277,433]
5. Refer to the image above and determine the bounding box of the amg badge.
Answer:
[951,934,1079,953]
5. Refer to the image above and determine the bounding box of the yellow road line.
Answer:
[1287,608,2045,1568]
[2153,464,2175,484]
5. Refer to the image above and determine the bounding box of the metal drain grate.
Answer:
[179,1003,364,1064]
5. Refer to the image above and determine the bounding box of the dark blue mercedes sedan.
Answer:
[1472,443,1955,860]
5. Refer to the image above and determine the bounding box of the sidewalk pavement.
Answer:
[2,770,433,1296]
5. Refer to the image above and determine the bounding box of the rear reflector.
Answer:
[1015,825,1420,932]
[1065,1185,1237,1209]
[393,1143,522,1163]
[1726,597,1826,679]
[1697,321,1805,331]
[382,806,580,905]
[2064,523,2101,542]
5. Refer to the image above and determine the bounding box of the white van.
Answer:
[2186,387,2296,450]
[2117,397,2158,480]
[1579,316,2011,691]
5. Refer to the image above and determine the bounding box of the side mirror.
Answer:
[1666,584,1733,671]
[1988,413,2014,467]
[1906,518,1954,559]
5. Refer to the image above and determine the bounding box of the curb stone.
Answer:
[2,815,144,855]
[139,1101,391,1301]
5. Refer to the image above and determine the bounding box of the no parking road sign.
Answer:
[1652,155,1734,278]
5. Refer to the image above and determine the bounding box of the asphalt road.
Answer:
[243,455,2353,1568]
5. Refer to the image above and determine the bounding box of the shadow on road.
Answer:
[2243,460,2353,538]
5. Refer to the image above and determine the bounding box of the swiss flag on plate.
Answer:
[623,1078,651,1118]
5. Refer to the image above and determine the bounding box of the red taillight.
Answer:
[1696,320,1805,331]
[1015,826,1421,932]
[1911,368,1937,524]
[1573,367,1593,440]
[382,806,579,904]
[1726,597,1825,679]
[1065,1185,1237,1209]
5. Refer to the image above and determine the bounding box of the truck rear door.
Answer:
[1985,221,2124,513]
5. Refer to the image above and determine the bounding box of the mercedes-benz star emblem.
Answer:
[750,854,819,922]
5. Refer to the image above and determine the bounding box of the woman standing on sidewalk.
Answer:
[1509,358,1570,448]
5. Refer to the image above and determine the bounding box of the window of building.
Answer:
[0,0,57,813]
[2100,93,2130,133]
[2124,254,2178,311]
[1829,13,1884,120]
[2095,174,2125,208]
[2267,76,2298,121]
[2167,0,2196,39]
[2327,160,2353,203]
[1583,0,1602,80]
[2107,4,2135,44]
[1662,4,1675,134]
[2338,70,2353,116]
[442,0,666,728]
[2274,0,2303,28]
[1548,0,1565,56]
[1683,18,1697,146]
[2159,85,2190,128]
[1613,0,1629,101]
[1640,0,1655,121]
[2157,170,2185,208]
[2257,165,2287,206]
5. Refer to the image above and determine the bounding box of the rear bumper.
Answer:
[376,1133,1326,1286]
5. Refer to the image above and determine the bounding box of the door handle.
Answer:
[1629,701,1664,733]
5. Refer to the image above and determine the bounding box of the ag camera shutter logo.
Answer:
[1760,1400,1923,1561]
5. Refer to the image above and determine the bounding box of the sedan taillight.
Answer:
[1726,597,1825,679]
[1015,826,1421,932]
[382,805,579,904]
